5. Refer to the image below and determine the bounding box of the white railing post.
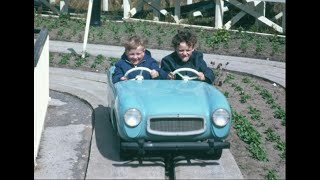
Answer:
[102,0,108,11]
[123,0,130,19]
[60,0,69,13]
[82,0,94,58]
[215,0,224,29]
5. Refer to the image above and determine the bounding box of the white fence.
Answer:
[122,0,285,33]
[34,28,50,166]
[42,0,285,33]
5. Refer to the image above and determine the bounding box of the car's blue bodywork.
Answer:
[107,66,231,160]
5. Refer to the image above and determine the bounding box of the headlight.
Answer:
[124,108,142,127]
[212,109,230,127]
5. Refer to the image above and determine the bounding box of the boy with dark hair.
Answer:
[161,28,215,84]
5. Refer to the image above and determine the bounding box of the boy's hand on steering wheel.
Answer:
[120,76,128,81]
[167,72,175,80]
[150,69,159,79]
[198,72,205,81]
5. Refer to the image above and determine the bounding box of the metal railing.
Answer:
[34,27,50,166]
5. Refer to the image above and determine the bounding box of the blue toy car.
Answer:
[107,66,231,160]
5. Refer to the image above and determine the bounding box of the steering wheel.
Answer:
[172,68,200,81]
[124,67,152,80]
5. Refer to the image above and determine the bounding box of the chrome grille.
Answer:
[147,117,205,136]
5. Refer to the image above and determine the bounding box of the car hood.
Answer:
[114,80,227,115]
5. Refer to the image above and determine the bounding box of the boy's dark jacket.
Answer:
[112,50,167,83]
[161,51,215,84]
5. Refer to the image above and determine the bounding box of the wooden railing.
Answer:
[122,0,285,34]
[215,0,285,33]
[38,0,285,34]
[34,27,50,166]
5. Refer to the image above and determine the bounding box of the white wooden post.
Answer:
[187,0,192,5]
[215,0,224,29]
[102,0,108,11]
[60,0,68,13]
[123,0,130,19]
[174,0,181,21]
[82,0,94,58]
[60,1,65,11]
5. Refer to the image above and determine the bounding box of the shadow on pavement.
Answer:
[93,104,120,161]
